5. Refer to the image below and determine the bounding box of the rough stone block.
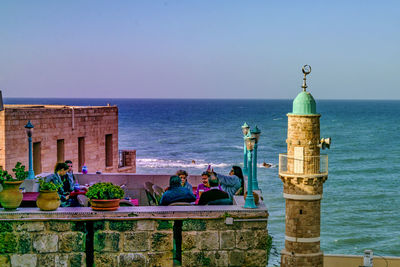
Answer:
[0,255,10,267]
[93,221,107,231]
[59,232,85,252]
[151,232,173,251]
[147,252,173,267]
[69,253,85,267]
[157,220,173,230]
[236,230,259,249]
[109,220,137,231]
[241,221,268,230]
[94,232,120,252]
[229,250,245,266]
[137,220,156,231]
[244,249,267,267]
[94,252,117,267]
[182,232,196,250]
[38,254,56,267]
[55,255,68,267]
[123,232,149,252]
[47,221,73,232]
[182,251,211,267]
[220,231,235,250]
[206,219,241,231]
[198,231,219,250]
[0,221,13,232]
[205,251,229,266]
[18,233,32,253]
[33,234,58,253]
[118,253,146,267]
[10,254,37,267]
[72,221,86,232]
[15,222,45,232]
[0,233,18,253]
[182,219,206,231]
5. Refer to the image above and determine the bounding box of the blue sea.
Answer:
[6,98,400,265]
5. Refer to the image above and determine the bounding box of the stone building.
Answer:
[278,67,329,266]
[0,104,135,174]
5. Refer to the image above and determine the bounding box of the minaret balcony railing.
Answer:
[279,153,328,178]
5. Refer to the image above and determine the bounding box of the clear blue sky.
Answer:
[1,1,399,99]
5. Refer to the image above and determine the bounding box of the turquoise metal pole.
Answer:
[244,149,257,209]
[252,142,260,190]
[27,136,35,179]
[243,137,248,175]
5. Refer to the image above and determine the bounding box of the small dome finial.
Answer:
[301,65,311,91]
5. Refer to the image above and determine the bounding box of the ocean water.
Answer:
[6,98,400,265]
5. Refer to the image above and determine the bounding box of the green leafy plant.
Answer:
[37,177,61,191]
[0,162,28,184]
[86,182,125,200]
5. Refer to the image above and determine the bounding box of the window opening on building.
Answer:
[33,142,42,174]
[105,134,113,167]
[78,137,85,172]
[57,139,64,163]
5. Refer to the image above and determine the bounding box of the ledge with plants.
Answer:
[86,182,125,211]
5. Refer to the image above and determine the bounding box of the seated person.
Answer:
[198,176,230,205]
[211,166,244,199]
[46,162,79,207]
[176,169,193,191]
[195,172,222,204]
[63,160,77,191]
[159,176,196,206]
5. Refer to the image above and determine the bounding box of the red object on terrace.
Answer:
[21,192,40,207]
[69,190,87,197]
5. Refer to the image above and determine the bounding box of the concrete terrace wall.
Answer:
[0,105,127,173]
[0,206,270,267]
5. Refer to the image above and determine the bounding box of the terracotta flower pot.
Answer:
[0,180,24,210]
[36,190,60,211]
[244,191,260,205]
[90,199,120,211]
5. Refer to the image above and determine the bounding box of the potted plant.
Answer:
[36,178,62,211]
[86,182,125,211]
[0,162,28,210]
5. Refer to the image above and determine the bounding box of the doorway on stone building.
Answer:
[33,142,42,175]
[78,137,85,172]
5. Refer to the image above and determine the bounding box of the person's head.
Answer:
[65,160,73,172]
[208,176,219,187]
[201,171,210,186]
[176,170,188,185]
[169,176,182,189]
[230,166,244,192]
[54,162,69,176]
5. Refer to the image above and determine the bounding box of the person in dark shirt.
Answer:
[159,176,196,206]
[198,176,230,205]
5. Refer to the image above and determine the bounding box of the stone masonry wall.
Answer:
[1,105,120,174]
[0,216,270,267]
[93,220,174,267]
[0,221,86,267]
[182,219,269,267]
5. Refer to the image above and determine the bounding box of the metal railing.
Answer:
[279,153,328,176]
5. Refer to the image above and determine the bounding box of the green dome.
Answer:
[292,91,317,115]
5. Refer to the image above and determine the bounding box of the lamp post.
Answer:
[241,122,250,175]
[24,121,35,179]
[250,126,261,190]
[244,136,257,209]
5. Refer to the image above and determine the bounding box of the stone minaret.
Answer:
[279,66,328,267]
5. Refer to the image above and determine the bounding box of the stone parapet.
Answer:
[0,206,269,267]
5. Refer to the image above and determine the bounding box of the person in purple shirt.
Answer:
[195,172,222,204]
